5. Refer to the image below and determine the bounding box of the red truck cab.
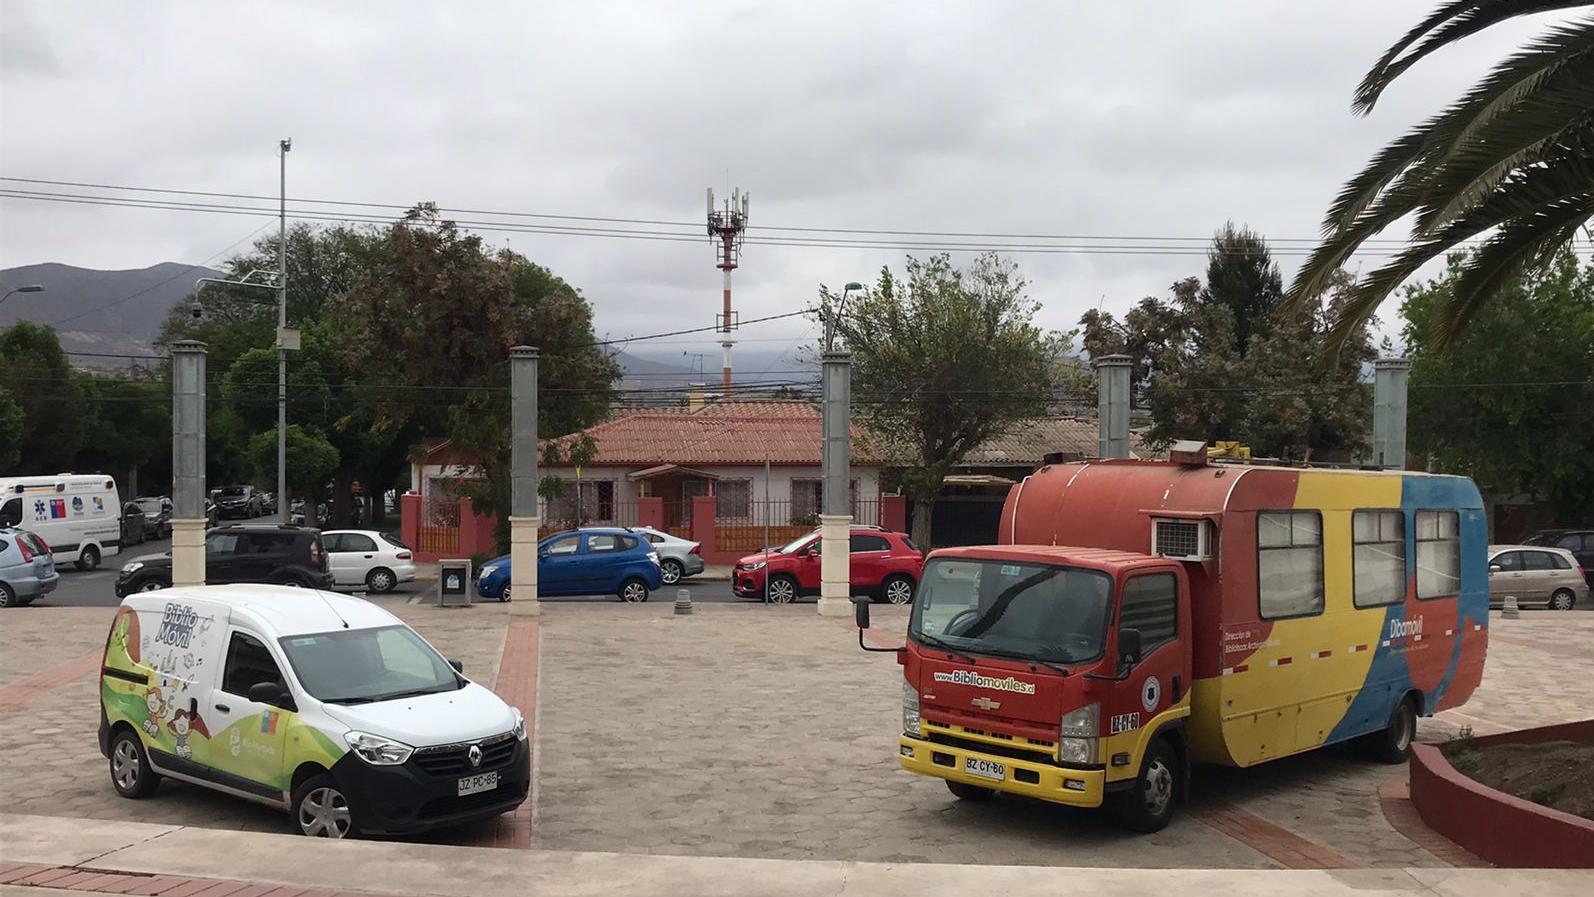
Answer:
[890,545,1191,831]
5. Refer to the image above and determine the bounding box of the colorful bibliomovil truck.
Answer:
[861,456,1488,832]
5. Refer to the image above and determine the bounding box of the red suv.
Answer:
[733,527,924,604]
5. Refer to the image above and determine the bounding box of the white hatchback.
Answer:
[321,530,415,593]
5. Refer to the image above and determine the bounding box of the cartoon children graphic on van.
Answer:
[168,700,209,759]
[142,687,168,737]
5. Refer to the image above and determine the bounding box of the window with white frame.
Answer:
[1415,509,1460,599]
[1353,510,1406,608]
[1258,510,1324,619]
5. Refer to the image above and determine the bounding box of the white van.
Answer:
[0,474,123,570]
[98,584,529,838]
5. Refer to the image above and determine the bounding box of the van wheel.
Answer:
[946,780,994,801]
[109,730,160,798]
[1112,738,1180,833]
[1549,589,1576,611]
[0,583,14,608]
[619,578,649,603]
[365,568,397,593]
[77,545,101,572]
[882,575,916,606]
[1369,695,1418,764]
[292,774,355,838]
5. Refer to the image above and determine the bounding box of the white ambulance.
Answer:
[0,474,123,570]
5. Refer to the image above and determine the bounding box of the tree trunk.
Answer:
[332,466,355,528]
[911,496,935,550]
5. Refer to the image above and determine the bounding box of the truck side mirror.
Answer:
[852,594,871,630]
[1118,628,1143,668]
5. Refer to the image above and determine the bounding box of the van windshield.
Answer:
[278,625,463,704]
[908,558,1112,665]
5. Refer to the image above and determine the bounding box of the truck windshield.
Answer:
[278,625,463,704]
[909,558,1112,665]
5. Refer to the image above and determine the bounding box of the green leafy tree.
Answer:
[0,322,83,470]
[1202,222,1284,355]
[822,253,1066,546]
[1289,2,1594,352]
[247,425,340,504]
[1401,247,1594,520]
[71,372,172,497]
[0,388,23,473]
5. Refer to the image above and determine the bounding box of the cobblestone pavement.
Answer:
[0,600,508,839]
[1,599,1588,868]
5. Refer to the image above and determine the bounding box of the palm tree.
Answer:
[1289,1,1594,352]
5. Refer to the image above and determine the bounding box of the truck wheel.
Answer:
[109,729,160,798]
[1113,738,1180,833]
[1368,695,1418,764]
[291,774,355,838]
[77,545,101,571]
[946,780,994,801]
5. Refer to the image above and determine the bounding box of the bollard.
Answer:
[1502,595,1520,619]
[674,588,693,616]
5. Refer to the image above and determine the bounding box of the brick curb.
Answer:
[0,863,394,897]
[1376,778,1490,868]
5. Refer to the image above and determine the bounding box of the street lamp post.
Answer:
[0,284,45,306]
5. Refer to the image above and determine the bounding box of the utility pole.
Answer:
[276,138,293,523]
[816,349,853,617]
[706,188,749,396]
[171,341,208,587]
[509,346,541,616]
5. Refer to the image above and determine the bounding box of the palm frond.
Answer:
[1355,0,1591,113]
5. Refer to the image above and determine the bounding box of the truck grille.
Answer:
[412,732,517,776]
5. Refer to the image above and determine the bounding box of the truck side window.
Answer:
[222,631,285,697]
[1120,574,1177,657]
[1257,510,1324,619]
[1352,510,1405,608]
[1415,510,1460,599]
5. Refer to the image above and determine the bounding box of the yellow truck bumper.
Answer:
[898,735,1105,808]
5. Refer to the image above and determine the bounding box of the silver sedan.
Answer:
[627,526,705,585]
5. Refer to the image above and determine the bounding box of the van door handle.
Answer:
[214,703,230,713]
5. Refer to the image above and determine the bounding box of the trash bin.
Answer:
[439,558,472,607]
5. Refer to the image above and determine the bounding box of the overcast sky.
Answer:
[0,1,1568,363]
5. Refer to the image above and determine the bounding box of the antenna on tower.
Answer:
[707,185,750,396]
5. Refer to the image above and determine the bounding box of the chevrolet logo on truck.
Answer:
[933,669,1036,695]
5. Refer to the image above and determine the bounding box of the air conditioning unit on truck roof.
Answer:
[1152,517,1212,561]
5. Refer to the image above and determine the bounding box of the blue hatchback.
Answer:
[476,528,663,602]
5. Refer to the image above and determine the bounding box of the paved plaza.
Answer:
[1,597,1589,870]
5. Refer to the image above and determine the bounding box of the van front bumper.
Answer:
[898,734,1105,808]
[330,738,531,835]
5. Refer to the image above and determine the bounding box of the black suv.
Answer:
[1523,529,1594,587]
[114,524,333,596]
[213,484,264,520]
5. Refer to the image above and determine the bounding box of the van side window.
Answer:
[0,498,21,528]
[222,632,285,697]
[1415,510,1460,599]
[1257,510,1324,619]
[1352,510,1405,608]
[1120,573,1177,656]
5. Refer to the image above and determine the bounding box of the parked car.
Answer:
[733,527,924,604]
[1522,529,1594,588]
[1487,544,1588,610]
[0,474,123,570]
[131,497,172,539]
[214,485,264,520]
[322,529,415,593]
[625,526,703,585]
[114,523,333,596]
[99,585,529,837]
[260,492,278,516]
[475,528,663,602]
[0,527,58,608]
[205,499,219,527]
[121,502,149,546]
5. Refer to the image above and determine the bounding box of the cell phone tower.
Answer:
[707,187,749,395]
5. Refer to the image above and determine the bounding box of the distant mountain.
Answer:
[1,262,223,370]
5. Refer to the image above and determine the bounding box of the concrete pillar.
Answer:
[508,346,541,616]
[1095,354,1132,460]
[170,341,207,587]
[817,351,853,617]
[1373,357,1410,470]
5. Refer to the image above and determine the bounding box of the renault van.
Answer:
[98,585,530,838]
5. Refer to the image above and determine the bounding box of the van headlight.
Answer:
[343,730,414,765]
[1058,702,1099,766]
[902,681,921,737]
[512,709,527,741]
